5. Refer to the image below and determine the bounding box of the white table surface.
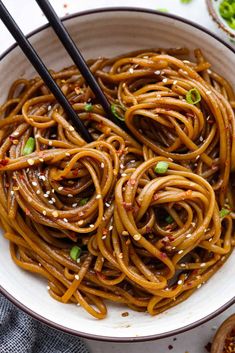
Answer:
[0,1,234,352]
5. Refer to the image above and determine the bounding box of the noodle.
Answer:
[0,47,234,319]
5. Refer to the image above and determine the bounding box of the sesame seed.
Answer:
[43,210,47,216]
[129,68,134,74]
[120,164,124,169]
[122,231,129,236]
[72,203,78,207]
[102,216,105,221]
[46,191,50,195]
[121,173,127,177]
[63,218,68,223]
[162,78,168,83]
[51,198,56,202]
[102,235,106,240]
[96,194,102,199]
[183,60,190,64]
[109,225,113,231]
[181,263,186,267]
[69,126,75,131]
[10,190,14,195]
[58,186,64,191]
[133,234,141,241]
[52,189,55,193]
[199,136,203,142]
[27,159,34,166]
[78,220,83,225]
[192,222,196,226]
[35,134,40,138]
[173,80,178,85]
[36,190,40,195]
[89,224,94,228]
[44,194,49,198]
[197,284,202,289]
[101,162,104,168]
[200,263,206,267]
[67,194,73,197]
[165,287,169,291]
[38,263,42,267]
[183,71,188,75]
[47,286,50,290]
[186,233,192,238]
[206,90,212,95]
[156,94,161,98]
[118,253,123,259]
[48,105,52,111]
[77,258,81,264]
[178,250,183,254]
[65,152,70,156]
[177,280,183,285]
[75,274,80,280]
[155,70,161,75]
[13,131,19,136]
[209,238,212,242]
[52,211,59,217]
[32,181,37,186]
[105,202,110,207]
[207,69,212,74]
[39,158,44,162]
[48,200,54,204]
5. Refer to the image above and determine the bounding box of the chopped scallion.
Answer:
[186,88,201,105]
[154,161,169,174]
[166,215,173,224]
[84,103,93,112]
[23,137,35,155]
[181,0,192,3]
[70,246,81,261]
[219,208,231,218]
[111,104,125,121]
[79,198,89,206]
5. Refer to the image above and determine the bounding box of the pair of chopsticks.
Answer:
[0,0,123,142]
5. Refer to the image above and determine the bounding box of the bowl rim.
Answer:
[0,6,235,343]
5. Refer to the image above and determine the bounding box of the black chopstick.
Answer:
[0,1,92,143]
[35,0,125,130]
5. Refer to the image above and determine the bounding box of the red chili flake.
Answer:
[19,174,25,180]
[96,271,106,280]
[9,135,14,141]
[187,282,192,287]
[5,183,9,188]
[72,169,79,176]
[0,159,9,167]
[63,3,68,8]
[146,226,152,234]
[67,232,78,242]
[207,119,214,124]
[160,252,167,259]
[25,208,30,216]
[122,202,133,211]
[153,193,160,201]
[129,179,136,186]
[211,164,217,170]
[204,342,211,352]
[186,112,195,118]
[185,190,192,197]
[168,345,173,350]
[102,228,108,236]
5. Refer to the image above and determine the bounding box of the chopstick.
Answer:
[0,1,92,143]
[35,0,125,130]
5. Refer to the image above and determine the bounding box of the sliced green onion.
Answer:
[228,17,235,29]
[186,88,201,105]
[219,208,231,218]
[219,1,234,19]
[181,0,192,3]
[79,197,89,206]
[157,8,169,12]
[154,161,169,174]
[166,215,173,224]
[111,104,125,121]
[23,137,35,155]
[70,246,81,261]
[84,103,93,112]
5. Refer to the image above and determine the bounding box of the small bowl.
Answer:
[206,0,235,39]
[211,314,235,353]
[0,7,235,342]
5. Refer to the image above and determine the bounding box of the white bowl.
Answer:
[0,8,235,342]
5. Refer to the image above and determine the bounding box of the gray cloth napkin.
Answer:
[0,293,90,353]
